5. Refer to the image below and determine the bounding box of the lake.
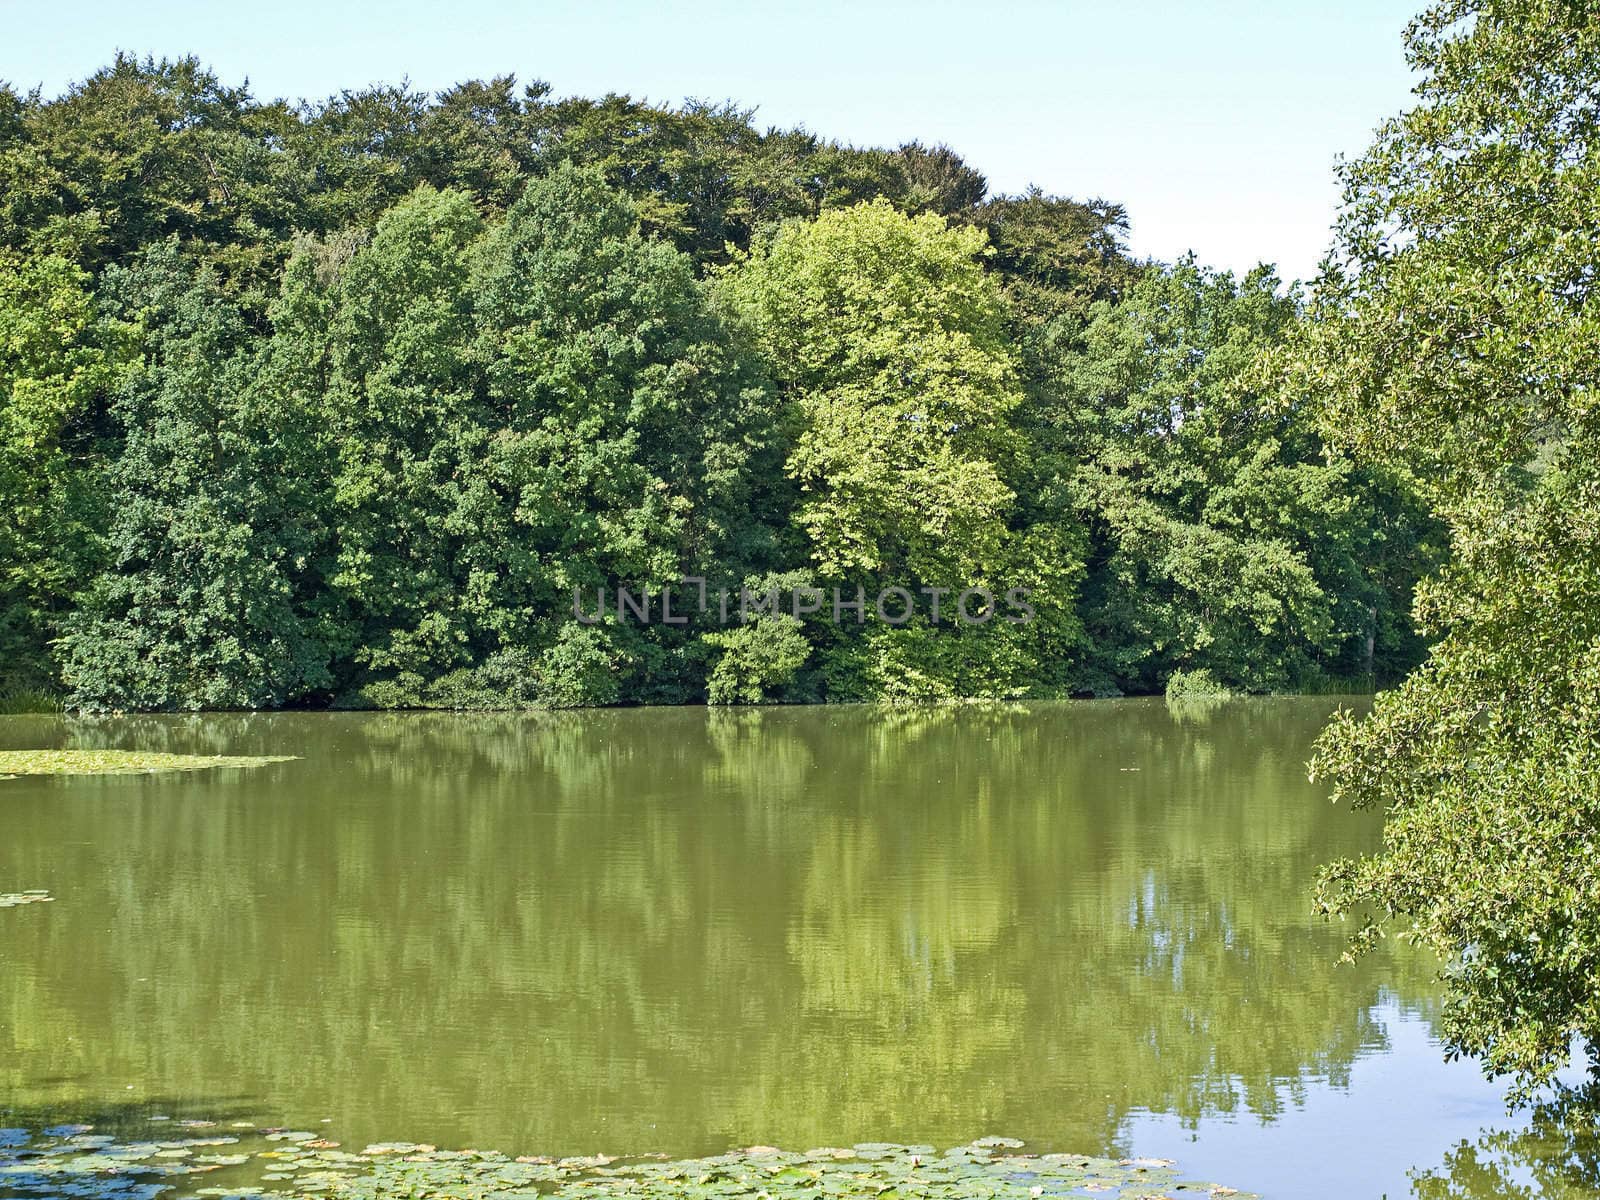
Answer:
[0,700,1588,1197]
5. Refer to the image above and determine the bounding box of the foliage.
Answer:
[1050,259,1435,694]
[309,183,487,697]
[529,623,627,708]
[0,689,62,715]
[718,200,1086,699]
[705,615,811,704]
[469,163,772,680]
[0,58,1002,292]
[720,200,1020,579]
[0,252,116,693]
[1165,668,1233,700]
[1296,0,1600,1099]
[0,56,304,300]
[0,57,1434,708]
[973,188,1137,333]
[242,166,771,709]
[60,243,334,711]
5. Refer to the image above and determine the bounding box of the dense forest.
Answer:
[0,56,1439,710]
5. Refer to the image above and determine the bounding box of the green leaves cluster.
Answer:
[0,252,117,692]
[718,200,1073,700]
[0,57,1433,708]
[56,168,773,710]
[1295,0,1600,1099]
[1054,260,1436,694]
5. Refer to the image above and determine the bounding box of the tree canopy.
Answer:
[0,55,1434,710]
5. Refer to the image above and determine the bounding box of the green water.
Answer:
[0,701,1588,1197]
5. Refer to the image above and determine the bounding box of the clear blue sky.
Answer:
[0,0,1420,283]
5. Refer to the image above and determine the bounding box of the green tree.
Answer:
[1049,258,1430,694]
[974,188,1137,333]
[307,184,486,702]
[61,241,331,710]
[416,77,553,213]
[704,616,812,705]
[719,200,1079,698]
[891,141,988,216]
[536,96,947,265]
[721,200,1020,582]
[471,164,775,703]
[0,56,303,300]
[296,168,773,708]
[972,189,1142,696]
[1296,0,1600,1098]
[0,252,116,692]
[0,54,1451,713]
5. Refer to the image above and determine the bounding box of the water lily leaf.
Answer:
[0,1130,1256,1200]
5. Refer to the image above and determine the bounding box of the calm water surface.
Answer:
[0,700,1589,1197]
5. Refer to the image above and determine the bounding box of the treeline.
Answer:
[0,56,1437,710]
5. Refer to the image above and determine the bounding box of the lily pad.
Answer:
[0,1128,1258,1200]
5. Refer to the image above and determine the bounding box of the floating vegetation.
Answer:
[0,750,296,779]
[0,1127,1254,1199]
[0,891,52,908]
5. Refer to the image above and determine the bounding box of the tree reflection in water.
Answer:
[0,699,1480,1184]
[1411,1085,1600,1199]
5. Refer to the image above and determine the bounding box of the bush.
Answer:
[703,616,810,705]
[532,625,624,709]
[1164,668,1233,700]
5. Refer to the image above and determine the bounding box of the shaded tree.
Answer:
[1050,258,1433,693]
[0,252,118,692]
[62,241,331,709]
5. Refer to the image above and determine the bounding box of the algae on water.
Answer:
[0,750,295,778]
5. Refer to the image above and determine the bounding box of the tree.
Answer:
[0,56,303,300]
[62,241,331,709]
[719,199,1078,698]
[721,200,1020,580]
[416,76,552,213]
[0,252,116,693]
[471,163,775,703]
[892,141,988,216]
[0,54,1454,712]
[307,184,486,702]
[973,188,1137,331]
[704,615,811,704]
[535,96,935,265]
[1044,258,1433,694]
[297,167,774,708]
[1294,0,1600,1099]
